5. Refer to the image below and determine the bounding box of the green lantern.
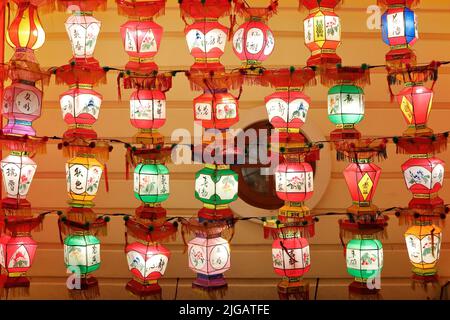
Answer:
[346,235,383,281]
[328,84,364,139]
[195,164,238,207]
[64,233,101,275]
[134,163,170,204]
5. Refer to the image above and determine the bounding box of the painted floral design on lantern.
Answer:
[195,165,238,205]
[134,163,170,204]
[1,152,37,201]
[64,234,101,274]
[346,236,383,280]
[272,237,311,278]
[126,243,170,281]
[65,13,101,59]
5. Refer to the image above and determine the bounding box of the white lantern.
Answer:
[65,13,101,59]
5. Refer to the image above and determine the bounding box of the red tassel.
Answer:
[104,164,109,193]
[57,219,63,244]
[228,14,236,41]
[125,155,130,180]
[117,73,122,101]
[124,230,128,253]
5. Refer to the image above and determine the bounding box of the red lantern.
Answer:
[272,237,311,278]
[126,242,170,283]
[275,162,314,202]
[193,90,239,129]
[0,234,37,277]
[130,89,166,130]
[402,156,445,209]
[232,18,274,66]
[397,84,433,136]
[300,0,341,67]
[343,160,381,215]
[120,19,163,73]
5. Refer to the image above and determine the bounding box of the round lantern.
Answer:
[130,89,166,130]
[185,19,228,71]
[193,90,239,129]
[188,235,230,287]
[381,5,418,62]
[1,151,37,207]
[120,19,163,72]
[265,90,310,132]
[126,242,170,283]
[232,18,275,66]
[6,3,45,51]
[328,84,365,129]
[65,12,101,60]
[59,85,103,138]
[66,155,104,208]
[195,165,238,206]
[303,3,341,67]
[134,163,169,204]
[397,84,433,135]
[346,236,383,281]
[2,81,43,136]
[343,160,381,212]
[0,234,37,276]
[64,233,101,275]
[405,222,441,276]
[272,237,311,278]
[275,162,314,202]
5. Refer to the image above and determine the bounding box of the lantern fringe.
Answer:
[125,146,173,176]
[56,0,107,12]
[395,208,447,227]
[261,67,317,88]
[334,138,388,162]
[320,65,371,87]
[103,164,109,193]
[58,216,108,238]
[0,134,47,155]
[263,224,315,240]
[179,0,232,20]
[53,59,107,87]
[4,58,51,85]
[233,0,278,20]
[298,0,342,11]
[0,285,30,299]
[116,0,166,18]
[121,72,173,91]
[61,139,111,162]
[394,134,448,155]
[338,217,389,240]
[125,219,177,243]
[187,70,244,91]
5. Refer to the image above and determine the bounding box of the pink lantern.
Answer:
[130,89,166,130]
[265,90,310,131]
[126,241,170,283]
[193,90,239,129]
[120,19,163,72]
[2,81,43,136]
[275,162,314,202]
[0,234,37,277]
[65,13,101,60]
[232,18,274,66]
[272,237,311,278]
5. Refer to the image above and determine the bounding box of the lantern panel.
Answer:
[126,242,170,282]
[397,84,432,129]
[405,224,441,274]
[272,237,311,278]
[129,89,166,130]
[6,4,45,50]
[275,162,314,202]
[66,156,103,207]
[64,234,101,274]
[402,157,444,196]
[185,20,228,59]
[195,166,238,205]
[328,84,365,126]
[265,90,310,130]
[343,162,381,205]
[382,7,418,47]
[2,82,43,136]
[0,235,37,275]
[133,163,170,204]
[65,13,101,59]
[188,236,230,276]
[1,152,37,201]
[346,238,383,280]
[120,20,163,58]
[193,91,239,129]
[60,87,103,125]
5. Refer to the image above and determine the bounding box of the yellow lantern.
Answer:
[65,154,103,208]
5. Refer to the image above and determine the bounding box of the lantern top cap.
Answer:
[262,68,316,88]
[299,0,341,11]
[116,0,166,18]
[388,61,440,86]
[187,71,243,91]
[377,0,419,8]
[56,0,107,12]
[233,0,278,20]
[334,138,388,163]
[179,0,232,19]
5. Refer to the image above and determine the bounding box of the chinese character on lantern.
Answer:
[194,90,239,130]
[195,165,238,207]
[134,163,170,204]
[346,235,383,283]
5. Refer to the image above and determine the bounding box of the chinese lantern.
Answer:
[195,164,238,207]
[2,81,43,136]
[59,84,103,139]
[343,159,381,215]
[381,2,418,66]
[301,0,341,67]
[66,155,104,208]
[65,12,101,60]
[401,156,445,209]
[396,83,433,136]
[275,162,314,202]
[130,89,166,131]
[64,233,101,275]
[0,234,37,277]
[188,234,230,288]
[1,152,37,208]
[134,163,170,204]
[346,235,383,282]
[405,222,441,276]
[193,90,239,129]
[232,17,274,66]
[272,236,311,278]
[6,3,45,52]
[126,242,170,284]
[328,84,364,140]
